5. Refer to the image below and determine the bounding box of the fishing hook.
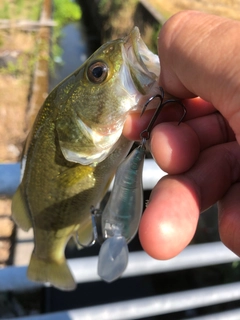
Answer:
[74,206,101,248]
[140,87,187,141]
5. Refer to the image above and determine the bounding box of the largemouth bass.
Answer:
[11,27,160,290]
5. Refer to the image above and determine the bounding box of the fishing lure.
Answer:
[98,142,146,282]
[77,87,186,282]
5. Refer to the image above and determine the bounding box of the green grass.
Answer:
[0,0,43,20]
[53,0,82,26]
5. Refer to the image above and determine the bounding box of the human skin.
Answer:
[123,10,240,259]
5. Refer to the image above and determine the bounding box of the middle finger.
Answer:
[150,112,235,174]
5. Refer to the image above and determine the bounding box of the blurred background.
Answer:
[0,0,240,319]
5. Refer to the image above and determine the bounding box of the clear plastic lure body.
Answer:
[101,144,145,242]
[98,143,146,282]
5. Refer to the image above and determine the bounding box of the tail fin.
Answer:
[27,252,76,291]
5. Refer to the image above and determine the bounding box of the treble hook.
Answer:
[74,206,102,248]
[140,87,187,141]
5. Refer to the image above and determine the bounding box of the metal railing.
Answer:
[1,162,240,319]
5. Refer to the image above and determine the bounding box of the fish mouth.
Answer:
[122,27,160,97]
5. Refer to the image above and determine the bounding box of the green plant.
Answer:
[27,1,42,21]
[53,0,82,26]
[0,0,42,21]
[150,23,161,53]
[0,56,25,77]
[0,1,10,19]
[15,0,25,16]
[0,34,3,47]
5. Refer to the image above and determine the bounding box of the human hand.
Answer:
[123,10,240,259]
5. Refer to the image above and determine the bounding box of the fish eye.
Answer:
[87,61,108,83]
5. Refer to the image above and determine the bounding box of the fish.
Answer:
[11,27,160,290]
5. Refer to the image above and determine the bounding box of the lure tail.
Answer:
[27,252,76,291]
[98,236,129,282]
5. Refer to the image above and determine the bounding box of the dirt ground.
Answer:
[0,31,35,162]
[148,0,240,20]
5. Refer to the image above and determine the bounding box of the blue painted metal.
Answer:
[0,163,20,195]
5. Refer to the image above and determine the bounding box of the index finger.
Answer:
[123,97,215,141]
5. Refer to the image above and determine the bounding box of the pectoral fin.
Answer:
[59,141,111,165]
[56,111,118,165]
[11,185,32,231]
